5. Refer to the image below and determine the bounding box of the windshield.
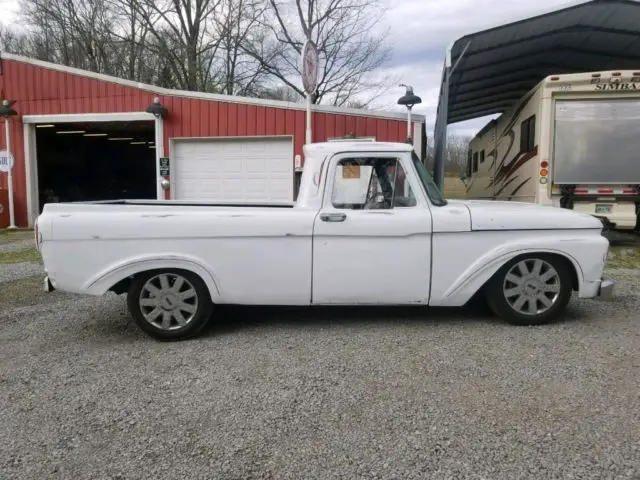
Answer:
[411,152,447,206]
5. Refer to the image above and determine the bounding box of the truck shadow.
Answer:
[198,297,591,338]
[201,294,576,337]
[202,304,489,337]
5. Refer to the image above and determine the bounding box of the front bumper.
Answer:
[597,278,615,301]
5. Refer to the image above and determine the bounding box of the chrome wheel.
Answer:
[502,258,561,316]
[138,273,199,331]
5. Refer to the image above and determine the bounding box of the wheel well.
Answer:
[108,276,133,295]
[545,253,579,291]
[107,267,211,296]
[479,252,580,294]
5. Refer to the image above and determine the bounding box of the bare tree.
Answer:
[17,0,117,73]
[242,0,392,106]
[424,134,471,175]
[119,0,225,91]
[4,0,395,105]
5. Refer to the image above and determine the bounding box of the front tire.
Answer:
[485,254,573,326]
[127,269,213,341]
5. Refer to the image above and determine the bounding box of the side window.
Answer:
[467,149,472,177]
[472,152,479,174]
[520,115,536,152]
[480,150,485,164]
[331,157,417,210]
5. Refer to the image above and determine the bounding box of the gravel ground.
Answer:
[1,251,639,478]
[0,261,43,283]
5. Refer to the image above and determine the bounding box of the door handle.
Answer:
[320,212,347,222]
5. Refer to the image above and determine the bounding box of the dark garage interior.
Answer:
[36,120,156,210]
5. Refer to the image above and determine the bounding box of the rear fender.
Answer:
[84,254,222,301]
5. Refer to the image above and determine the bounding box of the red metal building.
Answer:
[0,52,426,227]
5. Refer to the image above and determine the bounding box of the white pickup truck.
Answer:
[35,141,615,340]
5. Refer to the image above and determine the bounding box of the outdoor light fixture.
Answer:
[0,99,17,118]
[146,97,168,118]
[397,84,422,143]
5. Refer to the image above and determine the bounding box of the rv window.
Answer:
[480,150,485,163]
[520,115,535,152]
[473,152,479,173]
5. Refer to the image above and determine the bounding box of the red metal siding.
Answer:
[0,59,158,226]
[0,57,414,227]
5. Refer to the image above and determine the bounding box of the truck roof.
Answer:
[303,141,415,157]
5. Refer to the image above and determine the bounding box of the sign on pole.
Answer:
[159,157,170,177]
[300,39,319,145]
[300,40,319,95]
[0,149,14,173]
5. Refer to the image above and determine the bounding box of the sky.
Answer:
[0,0,581,137]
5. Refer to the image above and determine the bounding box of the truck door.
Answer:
[311,153,432,305]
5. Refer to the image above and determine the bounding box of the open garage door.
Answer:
[34,120,156,209]
[172,137,294,202]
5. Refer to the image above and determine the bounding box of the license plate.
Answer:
[595,204,612,214]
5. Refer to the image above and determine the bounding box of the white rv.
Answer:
[462,70,640,230]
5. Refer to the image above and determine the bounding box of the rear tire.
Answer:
[485,254,573,326]
[127,269,213,341]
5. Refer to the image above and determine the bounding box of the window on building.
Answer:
[331,157,416,209]
[467,149,473,177]
[473,152,479,174]
[520,115,536,153]
[480,150,485,163]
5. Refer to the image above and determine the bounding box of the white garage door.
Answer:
[172,137,294,202]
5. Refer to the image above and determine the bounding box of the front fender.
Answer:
[429,231,608,307]
[84,253,222,301]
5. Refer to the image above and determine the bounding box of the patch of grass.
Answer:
[0,276,41,303]
[0,247,42,265]
[0,229,34,245]
[0,275,68,308]
[606,246,640,269]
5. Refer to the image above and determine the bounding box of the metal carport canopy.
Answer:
[432,0,640,188]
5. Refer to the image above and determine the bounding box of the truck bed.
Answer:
[64,199,295,208]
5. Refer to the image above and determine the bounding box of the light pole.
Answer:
[0,100,18,229]
[397,84,422,144]
[146,97,169,198]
